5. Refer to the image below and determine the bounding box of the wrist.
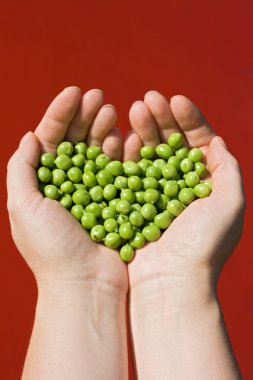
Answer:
[36,277,127,315]
[130,273,218,317]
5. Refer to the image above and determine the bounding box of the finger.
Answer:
[123,132,143,162]
[7,132,42,215]
[65,89,104,142]
[170,95,216,148]
[86,105,117,146]
[129,101,160,147]
[102,128,123,160]
[144,91,187,144]
[207,136,244,210]
[35,87,81,152]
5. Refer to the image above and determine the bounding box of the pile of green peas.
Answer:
[37,132,212,263]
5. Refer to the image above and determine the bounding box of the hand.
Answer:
[124,92,244,380]
[7,87,128,296]
[125,91,245,301]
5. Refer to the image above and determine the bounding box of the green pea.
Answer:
[180,158,194,173]
[103,184,117,200]
[142,224,161,242]
[72,189,90,206]
[67,167,83,183]
[167,199,184,216]
[123,161,141,177]
[158,178,167,191]
[188,148,203,163]
[130,232,145,249]
[37,167,52,183]
[138,158,153,175]
[82,171,97,187]
[99,201,107,210]
[85,202,102,217]
[144,189,160,204]
[129,211,144,227]
[154,211,172,229]
[164,180,179,197]
[60,181,75,194]
[175,146,189,160]
[168,156,181,170]
[90,225,106,242]
[74,142,87,155]
[117,214,129,225]
[155,144,173,159]
[106,161,124,176]
[57,141,73,156]
[51,169,66,186]
[59,194,72,208]
[131,203,142,212]
[128,176,143,191]
[114,176,128,189]
[185,171,200,188]
[194,162,208,178]
[81,212,97,230]
[178,188,195,205]
[55,154,72,171]
[89,185,104,202]
[109,198,121,209]
[168,132,183,149]
[153,159,166,170]
[40,153,55,169]
[84,160,97,173]
[119,222,134,239]
[86,145,102,160]
[116,200,131,215]
[141,203,157,220]
[96,154,111,169]
[204,179,212,190]
[72,154,86,167]
[120,244,135,262]
[96,169,114,187]
[104,218,118,232]
[143,177,159,190]
[135,191,145,204]
[194,183,212,198]
[161,164,177,180]
[146,166,162,179]
[71,204,84,220]
[74,184,87,191]
[155,194,169,211]
[104,232,122,249]
[121,188,135,204]
[44,184,60,200]
[177,179,186,190]
[140,145,155,159]
[102,206,117,220]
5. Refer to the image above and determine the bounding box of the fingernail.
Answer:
[63,86,81,93]
[133,100,143,105]
[102,104,115,110]
[145,90,159,96]
[19,131,32,147]
[218,136,227,148]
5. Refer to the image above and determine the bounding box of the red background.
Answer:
[1,1,252,379]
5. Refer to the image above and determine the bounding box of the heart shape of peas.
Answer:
[37,133,212,262]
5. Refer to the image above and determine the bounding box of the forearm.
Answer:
[22,279,128,380]
[130,276,241,380]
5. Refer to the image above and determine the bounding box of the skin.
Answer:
[126,91,245,380]
[7,88,245,379]
[7,87,128,380]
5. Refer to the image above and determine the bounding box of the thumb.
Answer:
[207,136,244,210]
[7,131,42,215]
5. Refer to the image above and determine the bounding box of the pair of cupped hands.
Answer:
[7,87,244,301]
